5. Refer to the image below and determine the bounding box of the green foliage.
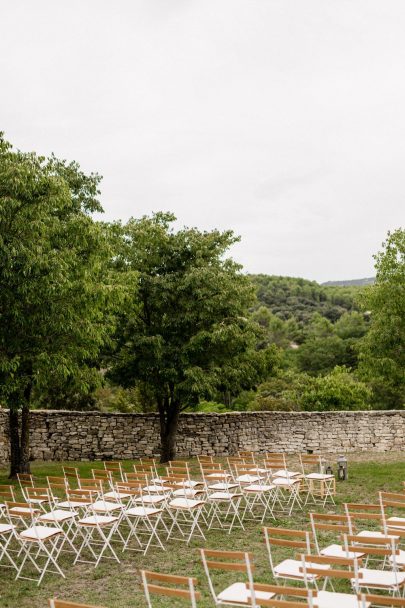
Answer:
[248,375,300,411]
[251,274,361,326]
[358,229,405,409]
[292,366,372,411]
[0,133,128,411]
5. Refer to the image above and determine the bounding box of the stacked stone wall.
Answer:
[0,409,403,464]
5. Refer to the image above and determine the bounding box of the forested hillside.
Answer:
[250,274,361,324]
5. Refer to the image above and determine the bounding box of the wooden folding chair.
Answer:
[309,512,365,560]
[264,458,302,515]
[141,569,200,607]
[343,533,405,596]
[17,473,35,500]
[5,501,66,586]
[300,554,362,606]
[201,548,274,607]
[120,481,167,555]
[263,527,329,585]
[233,465,277,523]
[166,481,207,545]
[299,455,335,506]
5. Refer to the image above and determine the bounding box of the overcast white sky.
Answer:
[1,1,404,282]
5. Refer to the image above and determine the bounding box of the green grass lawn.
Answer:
[0,453,404,608]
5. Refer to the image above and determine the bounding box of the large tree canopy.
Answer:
[0,134,127,475]
[108,213,277,461]
[359,228,405,409]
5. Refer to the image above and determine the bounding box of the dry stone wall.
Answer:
[0,409,404,464]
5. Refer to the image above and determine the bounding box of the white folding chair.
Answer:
[201,548,274,607]
[121,482,167,555]
[5,501,66,586]
[299,454,336,507]
[263,526,330,585]
[343,533,405,596]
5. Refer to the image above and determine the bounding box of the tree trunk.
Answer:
[158,401,180,463]
[8,408,21,479]
[20,403,31,474]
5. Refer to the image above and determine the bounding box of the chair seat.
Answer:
[355,568,405,589]
[9,506,40,515]
[20,525,62,541]
[169,498,205,510]
[244,483,275,492]
[58,500,92,509]
[205,473,230,479]
[357,530,400,541]
[125,506,162,517]
[272,477,300,487]
[143,485,170,494]
[273,469,301,478]
[38,509,77,523]
[274,558,330,580]
[104,490,132,500]
[248,467,268,474]
[390,549,405,566]
[134,495,166,505]
[386,516,405,529]
[27,497,50,504]
[0,523,15,534]
[320,544,365,559]
[317,590,370,608]
[208,482,239,491]
[176,480,203,488]
[209,491,242,500]
[235,474,263,483]
[172,488,204,498]
[92,500,124,513]
[78,515,118,526]
[217,582,275,604]
[306,473,334,480]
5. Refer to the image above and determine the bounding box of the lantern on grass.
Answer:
[337,456,348,481]
[325,464,333,475]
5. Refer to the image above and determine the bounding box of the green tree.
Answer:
[0,134,125,476]
[291,366,372,411]
[108,213,275,461]
[358,229,405,409]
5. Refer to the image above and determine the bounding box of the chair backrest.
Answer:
[63,466,79,482]
[166,464,191,479]
[300,554,361,588]
[200,548,257,607]
[343,533,400,570]
[263,456,287,475]
[141,569,200,608]
[309,512,351,552]
[103,461,124,479]
[246,584,318,607]
[77,478,104,493]
[263,527,312,577]
[201,467,232,487]
[0,485,16,503]
[25,486,51,502]
[133,463,154,476]
[49,599,107,608]
[125,472,149,485]
[358,593,405,607]
[139,458,159,478]
[380,491,405,537]
[92,470,113,487]
[344,503,384,534]
[17,473,34,498]
[197,455,214,464]
[5,501,39,524]
[299,454,325,474]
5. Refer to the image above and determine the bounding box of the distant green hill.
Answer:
[250,274,364,324]
[322,277,375,287]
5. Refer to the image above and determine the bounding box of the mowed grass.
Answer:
[0,453,404,608]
